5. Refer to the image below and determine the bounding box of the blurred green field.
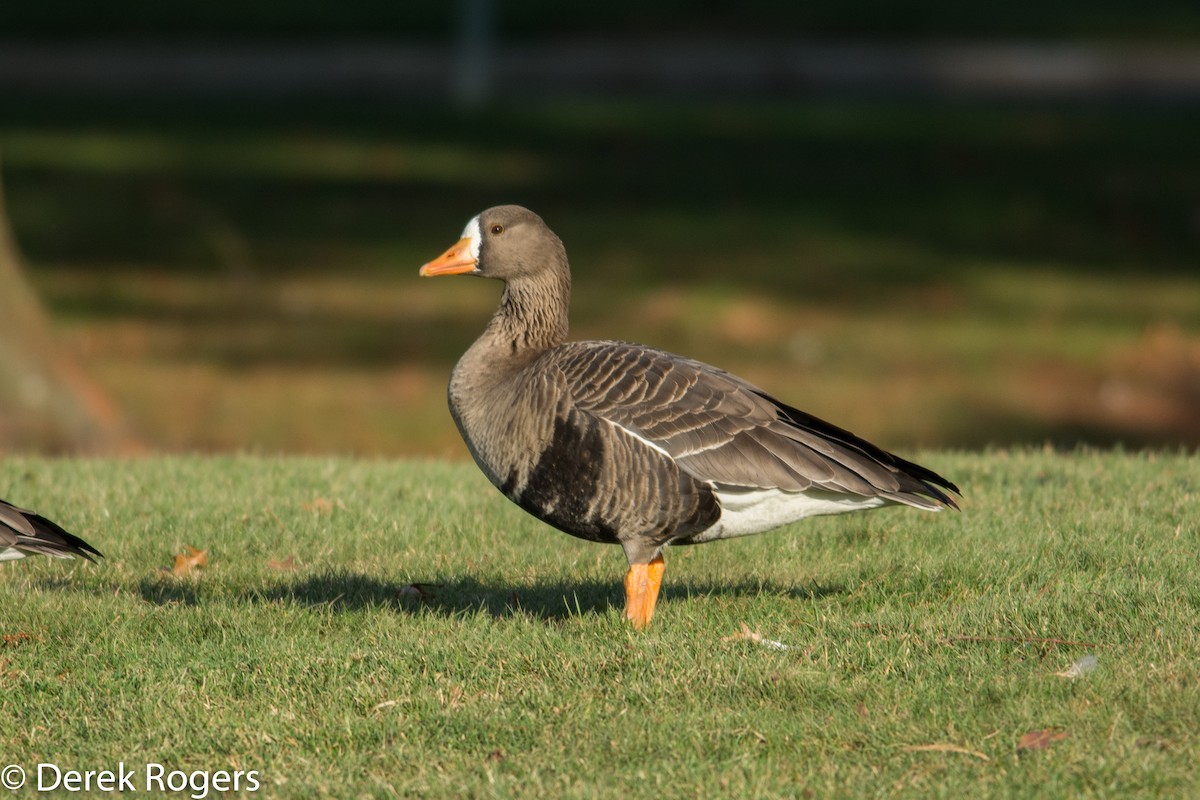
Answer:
[1,97,1198,454]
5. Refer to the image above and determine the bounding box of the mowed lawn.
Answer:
[1,451,1197,798]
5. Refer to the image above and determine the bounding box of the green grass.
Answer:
[2,451,1198,797]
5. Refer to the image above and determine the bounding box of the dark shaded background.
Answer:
[5,1,1200,41]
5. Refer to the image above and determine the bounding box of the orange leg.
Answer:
[623,554,666,630]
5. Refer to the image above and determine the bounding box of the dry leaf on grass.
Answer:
[902,743,990,762]
[301,497,345,514]
[439,684,464,709]
[1136,737,1173,751]
[266,555,297,571]
[397,583,442,601]
[1054,654,1097,679]
[722,622,790,650]
[1,632,35,648]
[1018,729,1069,751]
[171,545,208,576]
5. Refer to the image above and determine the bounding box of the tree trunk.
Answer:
[0,151,138,453]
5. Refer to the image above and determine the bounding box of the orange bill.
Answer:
[419,237,478,276]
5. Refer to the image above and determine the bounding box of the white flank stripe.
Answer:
[0,548,29,562]
[696,487,888,541]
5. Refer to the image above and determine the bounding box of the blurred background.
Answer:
[0,1,1197,457]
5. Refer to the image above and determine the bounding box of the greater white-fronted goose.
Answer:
[420,205,959,628]
[0,499,101,562]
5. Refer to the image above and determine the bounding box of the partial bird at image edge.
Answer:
[0,499,102,562]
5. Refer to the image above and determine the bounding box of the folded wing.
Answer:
[555,341,959,510]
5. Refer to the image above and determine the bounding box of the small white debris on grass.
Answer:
[1055,654,1098,679]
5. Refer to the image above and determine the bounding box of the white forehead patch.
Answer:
[461,216,482,261]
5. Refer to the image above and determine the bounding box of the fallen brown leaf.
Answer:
[301,497,345,514]
[1018,729,1069,751]
[722,622,790,650]
[397,583,441,601]
[902,743,990,762]
[266,555,297,571]
[1136,736,1173,751]
[172,545,208,576]
[1,632,34,648]
[439,684,464,709]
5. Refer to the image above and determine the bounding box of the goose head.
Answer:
[419,205,566,282]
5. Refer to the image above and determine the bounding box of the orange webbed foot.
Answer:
[623,554,666,630]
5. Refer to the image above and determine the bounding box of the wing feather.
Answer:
[551,341,958,508]
[0,499,102,561]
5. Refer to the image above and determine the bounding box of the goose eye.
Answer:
[490,224,504,235]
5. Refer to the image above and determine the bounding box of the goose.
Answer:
[0,499,102,562]
[420,205,958,628]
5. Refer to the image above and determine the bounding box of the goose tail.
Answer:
[0,502,102,562]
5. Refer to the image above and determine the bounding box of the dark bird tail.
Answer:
[0,500,103,562]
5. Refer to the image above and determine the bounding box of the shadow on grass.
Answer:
[21,573,206,607]
[137,575,202,606]
[34,566,843,622]
[242,570,845,622]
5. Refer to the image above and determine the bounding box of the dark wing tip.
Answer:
[914,474,961,510]
[759,390,962,509]
[25,512,104,561]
